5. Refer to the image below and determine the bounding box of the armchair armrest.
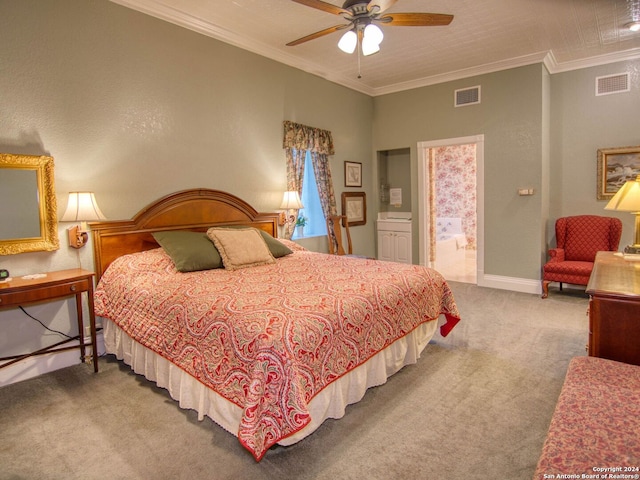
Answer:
[548,248,565,262]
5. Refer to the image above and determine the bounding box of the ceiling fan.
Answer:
[286,0,453,56]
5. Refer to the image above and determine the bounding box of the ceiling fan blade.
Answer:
[291,0,350,17]
[286,24,351,46]
[379,13,454,27]
[367,0,398,14]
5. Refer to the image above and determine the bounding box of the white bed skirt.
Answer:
[102,316,438,447]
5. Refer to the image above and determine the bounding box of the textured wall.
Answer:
[549,62,640,248]
[0,0,372,383]
[2,0,638,384]
[373,59,640,281]
[373,64,547,280]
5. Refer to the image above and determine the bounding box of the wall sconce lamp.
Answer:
[61,192,106,248]
[605,174,640,254]
[278,191,304,231]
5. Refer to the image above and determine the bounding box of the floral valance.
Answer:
[283,121,335,156]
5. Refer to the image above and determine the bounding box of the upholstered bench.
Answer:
[533,356,640,479]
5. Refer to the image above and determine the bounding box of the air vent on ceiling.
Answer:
[595,73,630,96]
[455,86,481,107]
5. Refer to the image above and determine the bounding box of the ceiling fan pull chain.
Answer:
[357,35,362,78]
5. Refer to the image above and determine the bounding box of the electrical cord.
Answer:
[19,306,75,340]
[11,305,107,368]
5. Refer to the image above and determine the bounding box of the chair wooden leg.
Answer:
[541,280,551,299]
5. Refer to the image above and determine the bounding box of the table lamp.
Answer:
[605,174,640,254]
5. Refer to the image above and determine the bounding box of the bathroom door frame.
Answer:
[417,134,485,285]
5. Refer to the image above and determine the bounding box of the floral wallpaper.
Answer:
[434,144,477,249]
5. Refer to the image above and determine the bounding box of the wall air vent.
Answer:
[454,86,481,107]
[596,73,630,96]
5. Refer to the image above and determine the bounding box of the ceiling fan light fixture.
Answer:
[338,30,357,53]
[362,24,383,56]
[364,24,384,45]
[361,39,380,56]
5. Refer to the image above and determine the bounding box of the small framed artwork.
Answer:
[344,161,362,187]
[341,192,366,226]
[597,146,640,200]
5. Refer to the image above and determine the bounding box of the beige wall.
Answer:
[549,62,640,246]
[372,59,640,281]
[378,148,411,213]
[0,0,372,383]
[373,64,548,280]
[1,0,639,383]
[0,0,375,268]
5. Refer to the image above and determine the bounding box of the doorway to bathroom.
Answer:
[417,135,484,284]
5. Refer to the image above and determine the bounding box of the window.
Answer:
[293,151,327,239]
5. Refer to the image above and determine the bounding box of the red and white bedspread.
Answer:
[94,247,460,460]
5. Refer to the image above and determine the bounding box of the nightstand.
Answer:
[0,269,98,372]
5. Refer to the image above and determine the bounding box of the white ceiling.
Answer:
[111,0,640,96]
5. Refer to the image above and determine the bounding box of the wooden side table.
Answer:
[0,269,98,372]
[586,252,640,366]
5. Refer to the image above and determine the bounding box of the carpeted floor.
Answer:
[0,282,589,480]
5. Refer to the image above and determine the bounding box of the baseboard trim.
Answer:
[0,331,105,387]
[478,274,542,295]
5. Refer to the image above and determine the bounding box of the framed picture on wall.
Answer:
[341,192,366,226]
[344,161,362,187]
[597,145,640,200]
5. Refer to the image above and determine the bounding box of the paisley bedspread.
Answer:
[94,247,460,460]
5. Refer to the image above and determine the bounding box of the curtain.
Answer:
[283,148,306,239]
[282,121,337,242]
[311,151,338,250]
[429,148,436,264]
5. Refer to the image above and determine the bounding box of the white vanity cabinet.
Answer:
[377,218,412,264]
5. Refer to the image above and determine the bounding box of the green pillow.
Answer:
[152,231,223,272]
[257,230,293,258]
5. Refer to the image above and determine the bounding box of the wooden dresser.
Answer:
[586,251,640,366]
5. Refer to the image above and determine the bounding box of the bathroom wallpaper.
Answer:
[434,143,477,249]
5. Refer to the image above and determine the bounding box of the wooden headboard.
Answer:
[90,189,279,281]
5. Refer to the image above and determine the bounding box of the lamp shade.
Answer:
[362,24,383,56]
[61,192,106,222]
[364,24,383,45]
[605,175,640,212]
[361,40,380,56]
[338,30,357,54]
[280,191,304,210]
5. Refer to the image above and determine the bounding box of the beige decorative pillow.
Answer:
[206,227,276,270]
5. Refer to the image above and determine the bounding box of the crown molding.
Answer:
[543,47,640,74]
[371,47,640,96]
[110,0,640,98]
[370,51,551,96]
[109,0,375,95]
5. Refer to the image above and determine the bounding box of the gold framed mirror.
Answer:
[0,153,59,255]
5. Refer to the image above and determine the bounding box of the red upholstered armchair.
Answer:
[541,215,622,298]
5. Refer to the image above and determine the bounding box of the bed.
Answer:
[91,189,461,461]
